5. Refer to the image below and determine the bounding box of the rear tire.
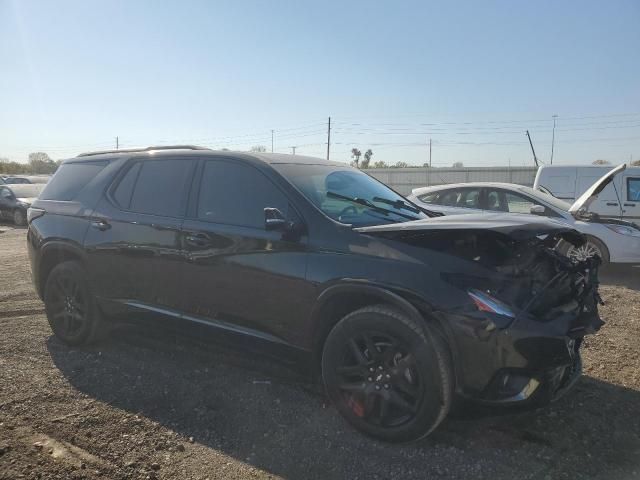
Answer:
[321,305,452,442]
[43,261,108,346]
[13,209,26,226]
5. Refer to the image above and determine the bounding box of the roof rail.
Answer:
[77,145,211,157]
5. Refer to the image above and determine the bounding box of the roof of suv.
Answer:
[70,145,346,167]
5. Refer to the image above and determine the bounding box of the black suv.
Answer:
[27,146,603,442]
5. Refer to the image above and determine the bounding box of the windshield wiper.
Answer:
[327,191,419,221]
[372,196,421,214]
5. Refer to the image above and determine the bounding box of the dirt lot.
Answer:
[1,225,639,480]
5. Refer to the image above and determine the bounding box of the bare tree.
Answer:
[592,159,611,165]
[28,152,57,174]
[631,159,640,167]
[373,160,388,168]
[452,161,464,168]
[394,161,409,168]
[249,145,267,153]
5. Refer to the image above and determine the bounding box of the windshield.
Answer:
[8,184,45,199]
[518,186,572,211]
[273,163,429,226]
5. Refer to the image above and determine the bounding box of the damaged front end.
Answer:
[357,216,605,405]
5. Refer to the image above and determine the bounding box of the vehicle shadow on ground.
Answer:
[0,220,26,231]
[47,325,640,480]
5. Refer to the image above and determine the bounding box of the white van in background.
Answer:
[534,164,640,220]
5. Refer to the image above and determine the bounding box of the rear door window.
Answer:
[457,188,482,209]
[437,188,482,209]
[40,162,107,201]
[484,189,507,212]
[127,159,193,217]
[436,189,460,207]
[112,162,142,209]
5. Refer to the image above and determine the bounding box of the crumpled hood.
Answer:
[569,164,626,214]
[355,213,581,242]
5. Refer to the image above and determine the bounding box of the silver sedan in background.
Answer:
[408,166,640,264]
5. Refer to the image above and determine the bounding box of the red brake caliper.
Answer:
[346,395,365,417]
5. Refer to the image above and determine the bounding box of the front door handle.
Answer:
[185,232,211,247]
[91,219,111,231]
[606,202,619,206]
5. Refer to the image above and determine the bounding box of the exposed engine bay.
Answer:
[366,226,605,337]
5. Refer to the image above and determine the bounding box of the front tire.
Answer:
[44,261,108,346]
[321,305,453,442]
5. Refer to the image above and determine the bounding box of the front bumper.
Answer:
[479,341,583,405]
[436,292,600,407]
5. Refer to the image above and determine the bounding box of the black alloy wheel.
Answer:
[44,261,106,345]
[322,305,452,442]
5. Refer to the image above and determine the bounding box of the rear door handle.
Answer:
[624,203,636,207]
[606,202,619,206]
[91,220,111,231]
[185,232,211,247]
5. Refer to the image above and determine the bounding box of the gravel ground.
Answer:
[1,224,639,480]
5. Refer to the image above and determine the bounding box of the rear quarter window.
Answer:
[40,162,108,201]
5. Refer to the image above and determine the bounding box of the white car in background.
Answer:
[407,165,640,264]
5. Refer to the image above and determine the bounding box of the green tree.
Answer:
[351,148,362,168]
[360,149,373,169]
[0,157,30,175]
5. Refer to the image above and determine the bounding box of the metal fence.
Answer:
[365,167,538,195]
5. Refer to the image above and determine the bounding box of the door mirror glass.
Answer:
[264,207,290,231]
[530,204,546,215]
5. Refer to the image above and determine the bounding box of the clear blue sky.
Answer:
[1,0,639,166]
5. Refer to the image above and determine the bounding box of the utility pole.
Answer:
[271,130,274,153]
[326,116,331,161]
[429,138,432,168]
[115,136,119,150]
[290,146,296,155]
[526,130,539,167]
[550,114,558,164]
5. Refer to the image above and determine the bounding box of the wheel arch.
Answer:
[309,283,455,377]
[38,241,87,299]
[584,234,610,263]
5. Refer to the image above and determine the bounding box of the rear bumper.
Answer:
[26,226,43,299]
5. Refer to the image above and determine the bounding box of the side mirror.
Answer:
[264,207,290,231]
[530,204,545,215]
